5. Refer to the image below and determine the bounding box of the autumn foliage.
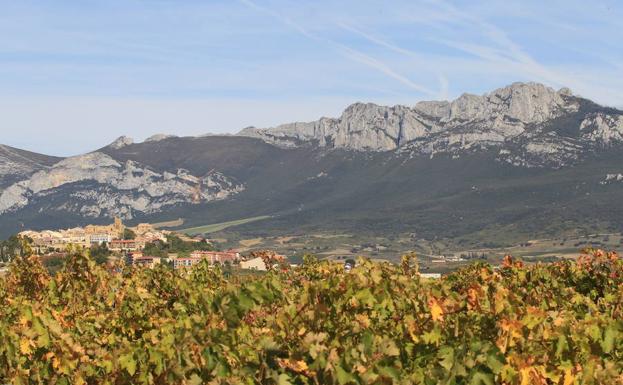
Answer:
[0,250,622,384]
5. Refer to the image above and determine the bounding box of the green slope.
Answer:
[180,215,272,235]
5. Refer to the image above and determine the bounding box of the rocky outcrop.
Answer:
[580,113,623,144]
[415,82,575,123]
[109,136,134,149]
[239,103,437,151]
[240,82,579,152]
[601,173,623,184]
[496,133,583,168]
[240,82,623,168]
[0,152,243,219]
[145,134,177,143]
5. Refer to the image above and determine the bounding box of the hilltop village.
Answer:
[20,217,166,253]
[17,218,276,271]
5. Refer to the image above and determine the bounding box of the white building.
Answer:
[89,233,113,245]
[240,257,267,271]
[420,273,442,279]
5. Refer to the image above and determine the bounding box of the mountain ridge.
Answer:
[240,83,623,165]
[2,81,623,244]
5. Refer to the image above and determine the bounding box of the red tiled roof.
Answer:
[191,251,238,256]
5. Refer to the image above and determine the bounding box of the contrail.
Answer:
[238,0,436,96]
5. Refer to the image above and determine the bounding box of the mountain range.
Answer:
[1,82,623,244]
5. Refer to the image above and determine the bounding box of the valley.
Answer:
[192,220,623,272]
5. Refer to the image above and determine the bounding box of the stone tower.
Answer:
[114,217,124,233]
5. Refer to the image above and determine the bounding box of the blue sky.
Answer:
[1,0,622,156]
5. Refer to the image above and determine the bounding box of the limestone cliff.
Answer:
[239,82,623,168]
[0,152,243,219]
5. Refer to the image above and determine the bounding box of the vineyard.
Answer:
[0,250,622,384]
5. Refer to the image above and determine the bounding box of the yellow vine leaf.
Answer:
[291,360,308,372]
[19,338,32,355]
[429,298,444,322]
[563,368,575,385]
[355,313,371,328]
[519,368,532,385]
[74,375,86,385]
[467,287,479,309]
[278,358,309,373]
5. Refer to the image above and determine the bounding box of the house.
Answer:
[132,256,161,268]
[240,257,267,271]
[109,239,146,252]
[174,257,202,269]
[189,250,239,264]
[420,273,442,279]
[32,237,57,248]
[89,234,113,245]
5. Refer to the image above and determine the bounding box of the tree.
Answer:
[0,235,33,262]
[142,240,168,258]
[90,242,111,265]
[123,228,136,240]
[141,235,215,258]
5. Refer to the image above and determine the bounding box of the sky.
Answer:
[1,0,622,156]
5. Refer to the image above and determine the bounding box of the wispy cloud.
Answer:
[238,0,436,96]
[333,44,436,95]
[423,0,621,102]
[337,21,449,99]
[1,0,623,154]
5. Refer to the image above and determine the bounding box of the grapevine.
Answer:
[0,249,621,384]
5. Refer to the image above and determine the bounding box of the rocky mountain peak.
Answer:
[239,81,584,153]
[416,82,574,123]
[480,81,573,123]
[108,136,134,149]
[413,100,451,118]
[145,134,176,143]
